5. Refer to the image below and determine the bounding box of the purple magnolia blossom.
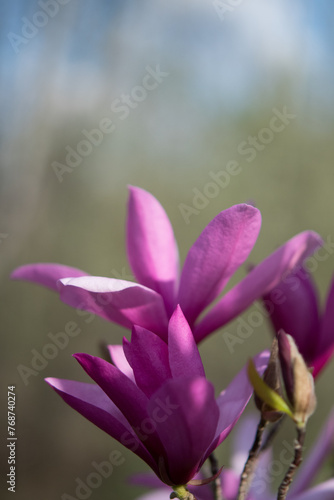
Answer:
[12,186,322,342]
[263,267,334,377]
[131,410,334,500]
[46,306,269,487]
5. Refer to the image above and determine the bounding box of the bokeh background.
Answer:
[1,1,334,499]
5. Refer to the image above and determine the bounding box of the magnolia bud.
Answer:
[277,330,316,426]
[254,338,283,422]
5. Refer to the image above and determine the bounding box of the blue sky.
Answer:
[1,0,334,130]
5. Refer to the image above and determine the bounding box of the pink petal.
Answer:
[178,204,261,326]
[168,305,205,379]
[107,345,135,381]
[59,276,169,339]
[220,470,240,500]
[73,353,164,460]
[250,448,273,500]
[194,231,323,342]
[147,377,219,486]
[205,351,269,457]
[312,345,334,378]
[230,414,260,474]
[123,326,171,398]
[45,378,157,471]
[291,480,334,500]
[11,263,87,291]
[127,186,179,315]
[318,274,334,356]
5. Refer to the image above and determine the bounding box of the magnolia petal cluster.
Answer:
[12,186,322,342]
[46,306,269,486]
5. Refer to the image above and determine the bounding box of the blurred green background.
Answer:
[1,1,334,499]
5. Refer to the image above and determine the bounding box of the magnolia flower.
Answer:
[263,267,334,377]
[131,410,334,500]
[12,187,322,343]
[46,306,268,488]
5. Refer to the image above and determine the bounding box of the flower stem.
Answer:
[170,485,196,500]
[209,453,223,500]
[237,416,268,500]
[277,426,306,500]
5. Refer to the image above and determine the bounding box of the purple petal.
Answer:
[227,416,273,500]
[291,480,334,500]
[168,305,205,379]
[73,353,164,459]
[250,449,273,500]
[107,345,135,381]
[220,470,240,500]
[290,408,334,496]
[194,231,323,342]
[205,351,269,457]
[178,204,261,325]
[311,274,334,377]
[11,263,87,291]
[45,378,157,471]
[127,186,179,315]
[147,377,219,486]
[263,268,320,364]
[230,414,260,474]
[312,345,334,379]
[123,326,171,398]
[59,276,169,340]
[318,274,334,356]
[189,482,217,500]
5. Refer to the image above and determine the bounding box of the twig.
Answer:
[277,426,305,500]
[237,416,268,500]
[209,453,223,500]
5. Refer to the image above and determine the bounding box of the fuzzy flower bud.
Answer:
[277,330,317,426]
